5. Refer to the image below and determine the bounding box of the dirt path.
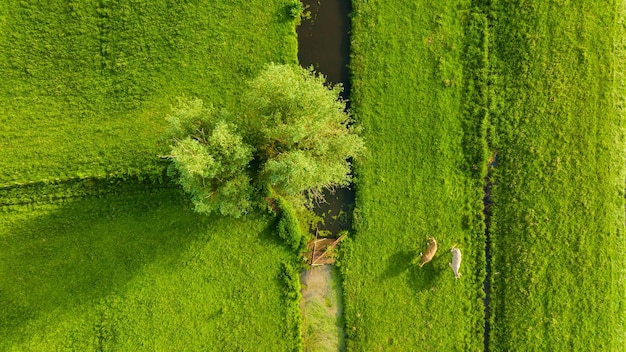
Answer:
[300,265,346,352]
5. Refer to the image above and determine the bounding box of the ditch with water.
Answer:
[297,0,351,350]
[298,0,354,237]
[483,155,497,351]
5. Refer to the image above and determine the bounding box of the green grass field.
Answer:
[0,0,303,350]
[343,0,624,350]
[0,0,297,186]
[488,0,626,350]
[0,188,301,351]
[341,1,487,350]
[2,0,625,350]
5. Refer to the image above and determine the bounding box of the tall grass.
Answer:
[488,0,626,350]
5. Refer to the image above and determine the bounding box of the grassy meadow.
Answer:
[0,0,303,350]
[0,0,297,186]
[488,0,626,350]
[341,0,488,350]
[343,0,624,350]
[1,0,625,350]
[0,188,301,350]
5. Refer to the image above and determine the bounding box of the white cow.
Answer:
[449,247,462,279]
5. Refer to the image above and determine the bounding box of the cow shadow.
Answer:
[380,250,418,280]
[380,249,450,293]
[411,252,453,293]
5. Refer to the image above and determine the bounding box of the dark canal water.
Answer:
[297,0,354,236]
[297,0,352,100]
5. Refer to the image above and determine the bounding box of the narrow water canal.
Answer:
[297,2,494,351]
[298,0,354,237]
[297,0,352,100]
[297,1,351,351]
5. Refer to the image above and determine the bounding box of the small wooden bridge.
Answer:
[305,230,347,266]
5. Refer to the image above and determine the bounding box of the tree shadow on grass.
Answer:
[257,214,284,248]
[0,188,209,342]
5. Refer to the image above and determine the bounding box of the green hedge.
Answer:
[280,261,304,352]
[275,196,308,253]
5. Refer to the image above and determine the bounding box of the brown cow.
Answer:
[419,237,438,268]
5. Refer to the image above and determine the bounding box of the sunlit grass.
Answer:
[488,1,625,350]
[0,0,298,186]
[341,0,487,350]
[0,1,301,349]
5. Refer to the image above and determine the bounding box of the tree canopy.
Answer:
[166,98,254,217]
[165,64,365,217]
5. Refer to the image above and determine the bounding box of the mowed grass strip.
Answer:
[0,189,300,350]
[341,0,487,350]
[488,0,625,350]
[0,0,297,186]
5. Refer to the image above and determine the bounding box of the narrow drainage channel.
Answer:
[297,0,352,101]
[298,0,354,237]
[297,0,351,351]
[300,266,346,351]
[483,153,497,352]
[298,2,496,350]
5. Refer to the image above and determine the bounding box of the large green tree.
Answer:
[244,64,365,202]
[165,64,364,216]
[165,98,254,217]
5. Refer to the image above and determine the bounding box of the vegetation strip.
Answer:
[482,155,496,352]
[300,266,346,351]
[488,0,625,349]
[0,175,172,207]
[341,0,487,349]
